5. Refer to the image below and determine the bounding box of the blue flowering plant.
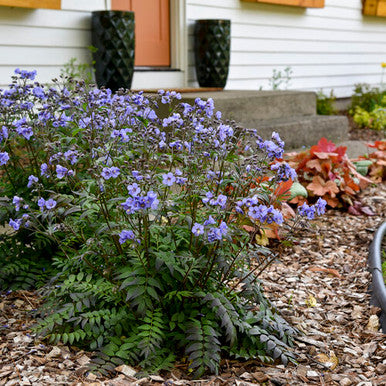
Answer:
[0,70,326,377]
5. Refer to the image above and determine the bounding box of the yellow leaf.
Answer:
[255,232,269,246]
[305,294,317,307]
[315,352,339,370]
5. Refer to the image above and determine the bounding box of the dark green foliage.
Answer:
[316,90,337,116]
[0,225,57,290]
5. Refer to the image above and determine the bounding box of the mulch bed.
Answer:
[345,113,385,142]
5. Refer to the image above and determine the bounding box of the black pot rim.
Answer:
[195,19,231,23]
[368,221,386,332]
[92,10,134,15]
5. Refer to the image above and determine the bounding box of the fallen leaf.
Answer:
[308,266,342,279]
[305,294,317,307]
[366,315,380,332]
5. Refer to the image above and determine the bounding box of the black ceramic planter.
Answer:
[368,221,386,332]
[194,19,231,88]
[91,11,135,92]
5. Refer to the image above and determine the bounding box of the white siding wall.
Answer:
[187,0,386,97]
[0,0,107,87]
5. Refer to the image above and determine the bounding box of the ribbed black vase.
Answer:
[91,11,135,91]
[194,19,231,88]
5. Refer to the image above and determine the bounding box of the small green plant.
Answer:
[350,83,386,114]
[60,46,97,85]
[316,90,337,115]
[269,67,293,90]
[352,100,386,131]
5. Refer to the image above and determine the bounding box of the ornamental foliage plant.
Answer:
[350,84,386,132]
[0,70,326,377]
[285,138,372,212]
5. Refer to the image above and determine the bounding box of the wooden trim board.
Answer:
[241,0,325,8]
[362,0,386,17]
[0,0,61,9]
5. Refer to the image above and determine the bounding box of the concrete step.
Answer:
[179,90,317,120]
[254,115,349,150]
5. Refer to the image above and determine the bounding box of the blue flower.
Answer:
[315,198,327,215]
[202,192,214,204]
[64,150,78,165]
[38,198,46,211]
[204,216,216,226]
[298,203,315,220]
[192,223,204,236]
[119,230,135,244]
[216,194,227,209]
[132,170,143,181]
[219,222,228,236]
[127,183,141,197]
[40,163,49,177]
[271,162,297,182]
[162,172,176,187]
[101,167,120,180]
[45,198,57,210]
[56,165,74,179]
[14,68,37,80]
[27,175,38,188]
[12,196,22,212]
[9,218,21,231]
[0,152,10,165]
[16,126,34,140]
[207,227,222,243]
[33,87,45,99]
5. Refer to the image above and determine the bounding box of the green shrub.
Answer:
[350,83,386,114]
[316,90,337,116]
[352,103,386,131]
[1,69,327,376]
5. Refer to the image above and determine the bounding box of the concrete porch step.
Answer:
[179,90,317,121]
[253,115,349,150]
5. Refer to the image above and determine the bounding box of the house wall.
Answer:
[1,0,385,97]
[0,0,109,87]
[186,0,386,97]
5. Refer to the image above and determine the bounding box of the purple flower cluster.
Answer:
[14,68,37,80]
[101,167,120,180]
[9,218,22,231]
[248,204,283,225]
[37,198,57,212]
[0,152,9,165]
[270,162,297,182]
[27,175,38,188]
[162,172,176,187]
[119,229,136,244]
[256,132,285,160]
[121,191,159,214]
[12,196,22,212]
[162,113,183,128]
[158,90,182,104]
[192,218,228,243]
[202,192,227,209]
[64,150,78,165]
[298,198,327,220]
[40,163,49,177]
[56,165,75,179]
[13,117,33,140]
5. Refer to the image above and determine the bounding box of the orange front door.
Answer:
[111,0,170,67]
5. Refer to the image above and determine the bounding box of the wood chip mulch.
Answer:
[1,183,385,386]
